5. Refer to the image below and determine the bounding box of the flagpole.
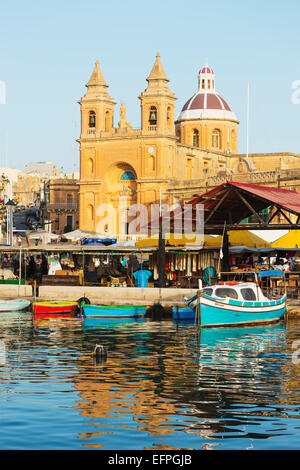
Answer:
[246,81,250,160]
[217,220,227,276]
[158,185,165,288]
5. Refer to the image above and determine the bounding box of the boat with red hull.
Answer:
[32,301,78,319]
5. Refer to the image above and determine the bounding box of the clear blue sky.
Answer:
[0,0,300,173]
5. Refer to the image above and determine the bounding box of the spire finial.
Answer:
[86,60,108,88]
[147,52,169,82]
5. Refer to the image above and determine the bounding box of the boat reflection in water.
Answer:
[174,320,286,364]
[73,317,289,449]
[1,304,295,450]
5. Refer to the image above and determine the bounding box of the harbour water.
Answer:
[0,311,300,451]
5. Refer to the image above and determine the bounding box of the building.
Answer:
[78,54,300,236]
[47,178,79,233]
[24,162,64,178]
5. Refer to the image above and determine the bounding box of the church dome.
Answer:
[176,63,237,122]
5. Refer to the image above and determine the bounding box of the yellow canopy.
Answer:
[271,231,300,248]
[204,230,271,248]
[135,232,204,247]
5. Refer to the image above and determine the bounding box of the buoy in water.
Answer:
[92,344,108,359]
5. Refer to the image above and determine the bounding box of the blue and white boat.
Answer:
[0,299,31,312]
[184,282,286,327]
[82,304,147,318]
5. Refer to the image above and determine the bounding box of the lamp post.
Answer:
[5,199,16,246]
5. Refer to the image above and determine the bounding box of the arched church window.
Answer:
[231,129,236,150]
[121,171,135,180]
[87,158,94,174]
[212,129,221,149]
[89,111,96,128]
[167,106,171,126]
[105,111,110,131]
[87,204,94,221]
[149,106,157,125]
[193,129,199,147]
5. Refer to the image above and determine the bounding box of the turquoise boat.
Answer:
[185,281,286,327]
[82,304,147,318]
[83,317,146,329]
[172,306,195,320]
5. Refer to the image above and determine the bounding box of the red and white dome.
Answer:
[200,65,214,74]
[176,63,237,122]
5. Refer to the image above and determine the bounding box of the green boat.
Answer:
[82,304,147,318]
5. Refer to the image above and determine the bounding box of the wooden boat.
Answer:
[0,299,31,312]
[82,304,147,318]
[184,281,286,327]
[32,300,78,317]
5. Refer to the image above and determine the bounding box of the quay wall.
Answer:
[37,286,198,306]
[0,285,32,297]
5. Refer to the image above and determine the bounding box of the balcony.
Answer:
[48,203,78,212]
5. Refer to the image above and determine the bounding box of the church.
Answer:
[77,53,300,236]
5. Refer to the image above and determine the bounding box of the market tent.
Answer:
[27,230,59,244]
[136,232,204,247]
[149,181,300,234]
[204,230,271,248]
[271,230,300,249]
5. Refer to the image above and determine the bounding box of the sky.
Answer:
[0,0,300,173]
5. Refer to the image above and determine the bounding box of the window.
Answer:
[67,194,73,209]
[121,171,135,180]
[87,157,94,174]
[187,158,192,179]
[89,111,96,128]
[215,288,238,299]
[167,106,171,126]
[87,204,94,221]
[241,288,257,301]
[212,129,221,149]
[66,215,73,229]
[193,129,199,147]
[203,288,213,296]
[149,106,157,125]
[105,111,110,131]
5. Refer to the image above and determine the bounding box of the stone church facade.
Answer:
[77,54,300,236]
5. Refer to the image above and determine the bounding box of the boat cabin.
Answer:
[202,282,268,302]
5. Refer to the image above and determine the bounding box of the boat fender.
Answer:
[76,297,91,318]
